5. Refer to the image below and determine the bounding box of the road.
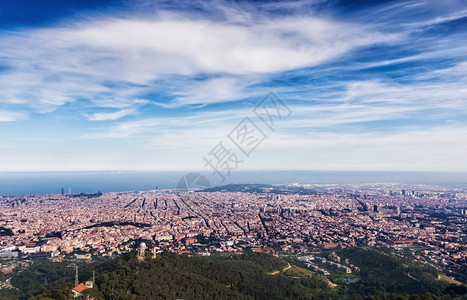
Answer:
[270,263,291,275]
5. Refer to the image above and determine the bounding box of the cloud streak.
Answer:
[0,110,27,122]
[86,109,136,121]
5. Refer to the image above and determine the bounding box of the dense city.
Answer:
[1,183,466,287]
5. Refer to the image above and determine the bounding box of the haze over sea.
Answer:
[1,171,467,196]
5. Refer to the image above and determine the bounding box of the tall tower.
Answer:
[61,188,64,196]
[75,265,79,287]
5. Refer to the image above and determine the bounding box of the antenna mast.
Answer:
[75,265,79,287]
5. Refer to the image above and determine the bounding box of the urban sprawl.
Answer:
[0,183,466,282]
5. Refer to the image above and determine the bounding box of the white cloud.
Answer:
[256,126,467,171]
[6,122,463,172]
[171,77,259,106]
[0,11,397,110]
[83,108,247,139]
[86,109,136,121]
[67,17,388,74]
[0,111,27,122]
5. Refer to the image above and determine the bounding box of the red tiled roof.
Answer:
[73,283,88,293]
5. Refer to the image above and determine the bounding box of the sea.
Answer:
[0,171,466,196]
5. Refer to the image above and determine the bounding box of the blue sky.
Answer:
[0,0,466,172]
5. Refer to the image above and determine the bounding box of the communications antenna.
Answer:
[75,265,79,287]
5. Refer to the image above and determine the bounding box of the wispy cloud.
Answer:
[86,109,136,121]
[0,110,27,122]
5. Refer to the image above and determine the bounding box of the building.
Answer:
[137,242,157,260]
[395,206,401,215]
[0,251,18,258]
[137,242,147,260]
[72,281,93,298]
